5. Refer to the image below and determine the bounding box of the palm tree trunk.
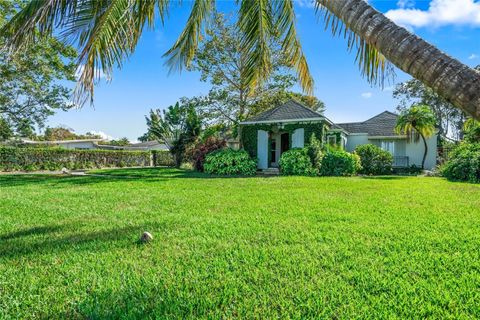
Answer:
[419,131,428,169]
[319,0,480,120]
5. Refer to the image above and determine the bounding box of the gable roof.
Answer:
[241,99,324,124]
[336,111,399,136]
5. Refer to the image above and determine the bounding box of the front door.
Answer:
[281,133,289,154]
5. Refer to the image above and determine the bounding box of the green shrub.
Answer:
[279,148,317,176]
[0,147,151,171]
[307,134,324,171]
[151,150,174,167]
[320,150,361,176]
[354,144,393,175]
[204,149,257,175]
[441,143,480,183]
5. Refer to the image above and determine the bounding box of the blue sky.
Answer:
[48,0,480,141]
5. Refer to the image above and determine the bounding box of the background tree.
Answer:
[0,0,77,134]
[395,105,436,169]
[105,137,130,146]
[189,12,321,126]
[0,116,12,141]
[144,101,202,167]
[39,126,102,141]
[393,79,465,142]
[463,118,480,143]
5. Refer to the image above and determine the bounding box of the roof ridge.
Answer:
[288,98,324,117]
[364,110,398,123]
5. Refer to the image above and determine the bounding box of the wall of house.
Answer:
[345,134,369,152]
[405,134,437,170]
[57,141,97,150]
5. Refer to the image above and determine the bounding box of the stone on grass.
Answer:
[140,231,153,243]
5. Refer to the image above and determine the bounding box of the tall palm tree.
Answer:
[2,0,479,119]
[395,105,436,169]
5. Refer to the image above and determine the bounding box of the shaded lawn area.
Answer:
[0,168,479,319]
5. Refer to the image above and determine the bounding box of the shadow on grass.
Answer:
[0,224,160,259]
[0,168,271,188]
[360,176,410,180]
[0,225,63,241]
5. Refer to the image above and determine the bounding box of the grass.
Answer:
[0,168,479,319]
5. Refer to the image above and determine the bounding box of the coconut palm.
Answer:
[395,105,436,169]
[2,0,479,119]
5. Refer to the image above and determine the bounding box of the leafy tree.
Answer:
[4,0,480,119]
[0,0,77,133]
[40,126,102,141]
[393,79,466,142]
[0,116,12,141]
[190,12,314,125]
[463,118,480,143]
[395,105,436,169]
[106,137,130,146]
[144,101,201,167]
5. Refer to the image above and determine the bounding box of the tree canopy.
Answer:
[0,0,78,136]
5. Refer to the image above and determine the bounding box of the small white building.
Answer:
[22,139,106,150]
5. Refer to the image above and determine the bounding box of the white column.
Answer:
[257,130,268,169]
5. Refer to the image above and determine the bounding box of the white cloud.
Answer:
[386,0,480,29]
[87,130,114,141]
[382,85,395,92]
[469,53,479,59]
[361,92,373,98]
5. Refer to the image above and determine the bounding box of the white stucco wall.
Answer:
[345,134,369,152]
[405,134,437,170]
[59,141,97,149]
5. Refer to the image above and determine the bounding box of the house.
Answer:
[22,139,106,150]
[239,100,437,170]
[97,140,170,151]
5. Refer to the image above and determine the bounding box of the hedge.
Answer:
[151,150,175,167]
[0,147,152,171]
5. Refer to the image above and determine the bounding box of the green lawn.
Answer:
[1,168,479,319]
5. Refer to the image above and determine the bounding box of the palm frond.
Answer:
[163,0,215,72]
[238,0,273,91]
[272,0,314,95]
[315,0,394,87]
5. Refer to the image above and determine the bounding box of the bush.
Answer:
[354,144,393,175]
[279,148,317,176]
[186,137,226,172]
[204,149,257,175]
[0,147,151,171]
[319,149,361,176]
[441,143,480,183]
[307,134,324,171]
[151,150,174,167]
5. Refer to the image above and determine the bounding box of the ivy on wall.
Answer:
[240,122,326,158]
[325,131,344,148]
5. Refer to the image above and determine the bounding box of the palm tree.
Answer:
[463,118,480,143]
[2,0,479,119]
[395,105,436,169]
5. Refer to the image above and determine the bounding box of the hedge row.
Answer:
[0,147,154,171]
[151,150,175,167]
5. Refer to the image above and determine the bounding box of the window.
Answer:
[381,141,395,155]
[328,135,337,146]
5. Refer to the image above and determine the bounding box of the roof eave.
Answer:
[240,117,326,125]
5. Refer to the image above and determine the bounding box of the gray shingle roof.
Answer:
[244,99,323,123]
[335,111,399,136]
